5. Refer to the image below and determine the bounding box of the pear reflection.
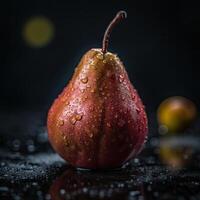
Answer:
[49,168,145,200]
[49,168,92,200]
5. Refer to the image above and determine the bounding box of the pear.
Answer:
[47,11,148,169]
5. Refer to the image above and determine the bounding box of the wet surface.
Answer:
[0,111,200,199]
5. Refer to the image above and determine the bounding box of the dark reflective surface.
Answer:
[0,111,200,200]
[49,164,200,200]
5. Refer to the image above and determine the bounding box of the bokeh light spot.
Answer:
[23,16,55,48]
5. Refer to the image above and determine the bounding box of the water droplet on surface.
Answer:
[80,88,85,93]
[144,136,148,145]
[63,135,67,140]
[12,139,21,151]
[75,114,82,121]
[91,89,95,93]
[136,107,140,113]
[45,193,51,199]
[81,77,88,84]
[129,191,140,197]
[184,153,189,160]
[99,190,106,198]
[147,185,152,191]
[60,189,66,195]
[97,53,103,60]
[59,120,64,126]
[114,114,118,118]
[83,95,88,100]
[110,57,113,61]
[70,116,76,125]
[107,122,111,128]
[86,85,91,88]
[89,133,93,138]
[154,192,159,197]
[27,144,35,153]
[89,59,94,64]
[133,158,140,164]
[0,162,5,167]
[32,182,38,186]
[61,98,65,103]
[83,187,89,193]
[119,75,124,83]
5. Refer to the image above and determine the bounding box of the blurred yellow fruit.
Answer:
[157,96,197,133]
[23,16,54,48]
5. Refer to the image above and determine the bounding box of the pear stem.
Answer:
[102,10,127,54]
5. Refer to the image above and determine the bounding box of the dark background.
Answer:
[1,0,200,113]
[1,2,200,199]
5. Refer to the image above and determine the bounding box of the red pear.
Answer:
[47,11,148,169]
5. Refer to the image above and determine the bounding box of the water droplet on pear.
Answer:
[58,120,64,126]
[81,77,88,84]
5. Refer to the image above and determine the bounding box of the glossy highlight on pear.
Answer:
[47,11,148,169]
